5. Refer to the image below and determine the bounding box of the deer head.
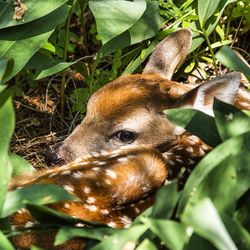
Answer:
[45,29,241,165]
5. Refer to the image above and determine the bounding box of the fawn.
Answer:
[9,29,250,249]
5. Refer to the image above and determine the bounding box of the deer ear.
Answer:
[143,29,192,80]
[174,72,241,116]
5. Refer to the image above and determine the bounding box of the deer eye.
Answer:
[115,130,137,143]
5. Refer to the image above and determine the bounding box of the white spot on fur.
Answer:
[105,169,117,179]
[83,187,91,194]
[63,185,75,193]
[120,216,132,228]
[60,170,71,175]
[64,203,70,209]
[107,222,117,228]
[167,160,175,166]
[92,167,101,171]
[101,209,109,215]
[186,146,194,153]
[134,207,140,214]
[87,197,96,204]
[104,179,112,185]
[84,204,98,211]
[75,223,85,227]
[24,221,35,228]
[72,171,84,178]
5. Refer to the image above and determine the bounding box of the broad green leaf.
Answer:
[10,153,35,176]
[0,58,14,84]
[182,198,237,250]
[142,218,188,250]
[101,1,162,55]
[0,0,68,29]
[216,46,250,81]
[35,61,78,80]
[0,231,14,250]
[128,1,162,44]
[214,99,250,141]
[185,233,216,250]
[89,0,147,44]
[164,108,221,147]
[221,213,250,250]
[0,5,70,84]
[151,181,180,219]
[0,97,14,214]
[55,227,115,245]
[198,0,220,27]
[1,184,76,217]
[182,155,237,215]
[91,225,148,250]
[136,239,157,250]
[177,132,250,215]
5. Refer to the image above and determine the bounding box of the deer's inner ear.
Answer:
[173,72,241,116]
[143,29,192,80]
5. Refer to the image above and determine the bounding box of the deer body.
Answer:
[9,29,250,249]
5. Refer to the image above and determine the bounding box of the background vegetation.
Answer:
[0,0,250,249]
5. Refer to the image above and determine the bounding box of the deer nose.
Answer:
[44,142,65,166]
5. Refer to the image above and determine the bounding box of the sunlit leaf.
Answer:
[182,198,237,250]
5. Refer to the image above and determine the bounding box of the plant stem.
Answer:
[61,0,77,116]
[202,28,219,76]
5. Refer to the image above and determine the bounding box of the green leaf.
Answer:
[182,155,237,215]
[0,0,68,29]
[151,181,180,219]
[141,218,188,250]
[1,184,76,217]
[55,227,115,245]
[182,198,237,250]
[213,99,250,141]
[101,1,162,55]
[35,61,78,80]
[164,108,221,147]
[0,5,70,84]
[177,132,250,216]
[122,41,157,75]
[0,230,14,250]
[198,0,220,27]
[10,153,35,176]
[216,46,250,81]
[0,97,14,214]
[0,58,14,83]
[89,0,147,44]
[91,225,148,250]
[136,239,157,250]
[221,213,250,250]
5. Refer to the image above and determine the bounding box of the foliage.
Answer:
[0,0,250,249]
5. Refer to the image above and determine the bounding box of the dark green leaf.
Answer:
[136,239,157,250]
[0,58,14,83]
[198,0,220,27]
[10,153,35,176]
[35,61,78,80]
[151,181,180,219]
[89,0,146,44]
[141,218,188,250]
[0,97,14,214]
[1,184,76,217]
[55,226,115,245]
[182,198,237,250]
[214,99,250,141]
[0,0,68,29]
[0,5,70,83]
[91,225,148,250]
[0,230,14,250]
[216,46,250,81]
[164,108,221,147]
[177,132,250,215]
